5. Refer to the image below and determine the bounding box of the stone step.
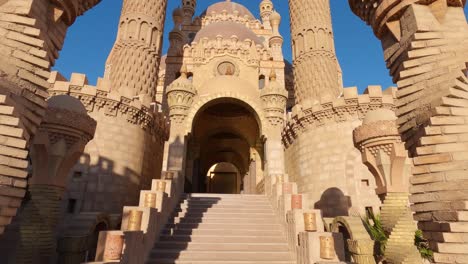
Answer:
[154,242,290,251]
[184,194,268,199]
[174,207,274,214]
[162,228,284,237]
[166,223,282,231]
[173,212,276,219]
[169,216,281,225]
[178,203,272,209]
[181,199,270,204]
[182,198,270,202]
[159,235,287,244]
[148,260,296,264]
[149,250,295,261]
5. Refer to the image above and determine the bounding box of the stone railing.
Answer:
[85,171,184,264]
[262,173,364,264]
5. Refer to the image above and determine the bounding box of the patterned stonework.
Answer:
[105,0,167,99]
[288,0,343,108]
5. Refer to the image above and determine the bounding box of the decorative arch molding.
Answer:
[184,93,267,137]
[330,216,376,264]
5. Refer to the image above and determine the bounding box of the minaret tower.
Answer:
[182,0,196,26]
[105,0,168,102]
[288,0,343,107]
[260,0,274,29]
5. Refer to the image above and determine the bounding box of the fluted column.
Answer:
[105,0,168,100]
[288,0,342,108]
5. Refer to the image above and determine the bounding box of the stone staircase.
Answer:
[147,193,296,264]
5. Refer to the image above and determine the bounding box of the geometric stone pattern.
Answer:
[349,1,468,261]
[106,0,167,100]
[288,0,343,108]
[0,0,101,236]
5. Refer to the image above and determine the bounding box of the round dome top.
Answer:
[194,21,263,44]
[270,10,281,22]
[363,108,397,125]
[47,95,87,114]
[205,1,255,19]
[172,7,184,19]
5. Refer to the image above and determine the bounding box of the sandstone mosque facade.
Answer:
[0,0,467,263]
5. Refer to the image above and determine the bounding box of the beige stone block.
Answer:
[298,232,345,263]
[413,153,452,165]
[121,206,157,234]
[434,242,468,254]
[434,252,468,264]
[138,190,167,213]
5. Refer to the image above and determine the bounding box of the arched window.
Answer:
[259,74,266,89]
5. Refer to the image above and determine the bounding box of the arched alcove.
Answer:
[186,98,264,194]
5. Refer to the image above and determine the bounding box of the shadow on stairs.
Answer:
[147,193,296,264]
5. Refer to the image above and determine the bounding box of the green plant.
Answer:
[415,230,434,261]
[362,213,387,261]
[362,214,434,261]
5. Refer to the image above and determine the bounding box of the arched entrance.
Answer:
[206,163,241,194]
[185,98,264,194]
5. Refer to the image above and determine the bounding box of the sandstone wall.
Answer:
[283,86,397,217]
[284,119,381,217]
[49,73,169,214]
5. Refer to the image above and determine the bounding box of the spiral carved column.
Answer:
[354,109,422,264]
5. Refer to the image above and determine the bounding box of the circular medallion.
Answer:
[217,62,236,76]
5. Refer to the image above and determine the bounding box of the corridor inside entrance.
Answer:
[186,99,264,194]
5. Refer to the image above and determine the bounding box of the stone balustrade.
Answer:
[261,174,349,264]
[85,171,184,264]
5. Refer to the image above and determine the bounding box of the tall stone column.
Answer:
[16,95,96,264]
[105,0,168,101]
[261,70,288,175]
[287,0,343,108]
[164,66,196,173]
[349,1,468,262]
[0,0,101,236]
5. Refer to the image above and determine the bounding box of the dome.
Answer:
[363,108,397,125]
[270,10,281,23]
[204,1,255,19]
[47,95,87,114]
[194,21,263,44]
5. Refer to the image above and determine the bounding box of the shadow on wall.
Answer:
[314,188,351,218]
[168,136,185,172]
[70,154,142,214]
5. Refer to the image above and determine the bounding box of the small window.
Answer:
[361,179,369,187]
[73,171,83,179]
[67,199,77,214]
[259,75,266,89]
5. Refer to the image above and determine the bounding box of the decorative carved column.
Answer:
[354,109,422,264]
[0,0,101,236]
[287,0,343,108]
[17,95,96,264]
[105,0,168,101]
[165,66,196,172]
[261,70,288,175]
[349,1,468,262]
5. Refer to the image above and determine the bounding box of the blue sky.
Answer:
[53,1,468,93]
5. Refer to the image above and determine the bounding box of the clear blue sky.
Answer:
[53,1,468,93]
